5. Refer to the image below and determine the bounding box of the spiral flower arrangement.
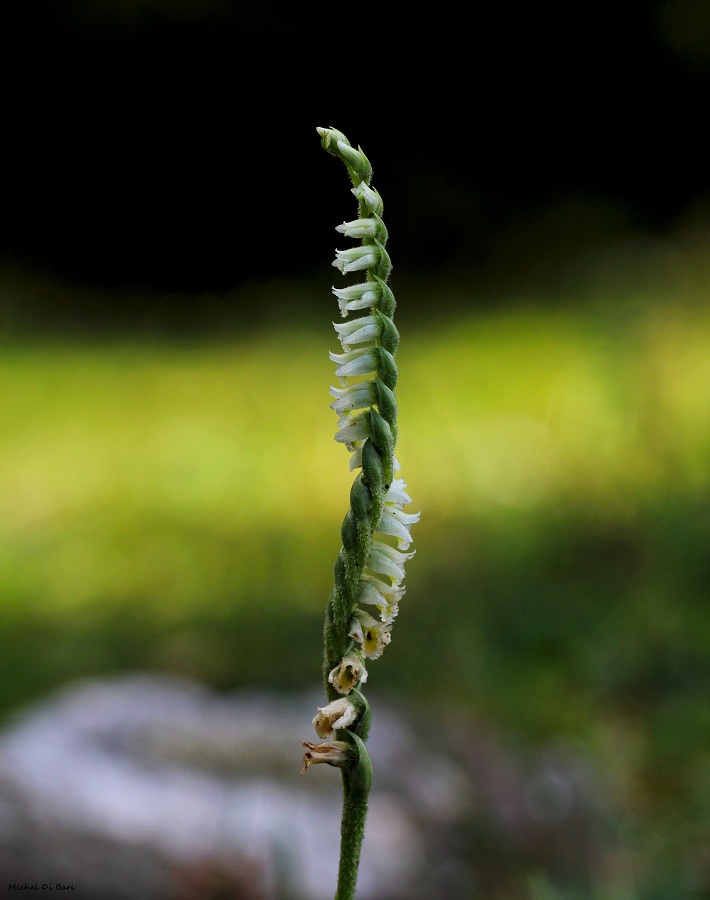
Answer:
[301,127,418,899]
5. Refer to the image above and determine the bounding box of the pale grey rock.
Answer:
[0,674,606,898]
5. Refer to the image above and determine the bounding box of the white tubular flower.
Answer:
[335,415,370,446]
[333,316,382,351]
[329,351,378,383]
[332,282,379,317]
[328,347,371,366]
[364,551,404,583]
[338,296,374,316]
[333,316,381,347]
[388,506,421,527]
[348,610,392,660]
[357,579,389,612]
[331,281,376,300]
[360,573,404,624]
[385,478,412,506]
[365,539,415,582]
[358,536,412,626]
[352,181,383,215]
[328,653,368,695]
[360,572,405,603]
[312,698,358,739]
[333,246,379,274]
[336,218,378,239]
[377,506,421,550]
[336,408,366,429]
[357,579,399,623]
[329,383,373,414]
[301,740,351,773]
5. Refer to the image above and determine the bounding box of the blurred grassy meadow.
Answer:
[2,230,710,893]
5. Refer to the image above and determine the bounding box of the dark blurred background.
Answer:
[3,0,710,320]
[2,2,710,898]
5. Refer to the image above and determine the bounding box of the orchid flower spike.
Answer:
[306,126,419,900]
[317,125,418,690]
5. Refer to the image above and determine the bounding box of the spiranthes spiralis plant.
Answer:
[301,127,419,900]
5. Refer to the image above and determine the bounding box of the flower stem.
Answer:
[335,732,372,900]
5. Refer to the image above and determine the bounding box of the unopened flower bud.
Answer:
[316,126,349,151]
[336,140,365,170]
[352,181,383,215]
[333,245,379,274]
[336,218,378,239]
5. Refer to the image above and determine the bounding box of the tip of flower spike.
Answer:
[317,126,350,154]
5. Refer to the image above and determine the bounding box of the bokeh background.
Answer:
[2,1,710,897]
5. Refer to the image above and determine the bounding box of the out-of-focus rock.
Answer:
[0,675,609,898]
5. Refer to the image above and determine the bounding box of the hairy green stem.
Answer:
[336,732,372,899]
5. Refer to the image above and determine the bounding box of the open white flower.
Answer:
[329,350,378,383]
[335,414,371,446]
[348,609,392,660]
[363,570,405,620]
[377,506,420,550]
[385,478,412,506]
[329,382,373,415]
[366,539,415,582]
[357,578,401,624]
[328,653,368,695]
[360,572,405,604]
[331,281,378,318]
[313,698,358,739]
[333,315,380,347]
[333,245,379,274]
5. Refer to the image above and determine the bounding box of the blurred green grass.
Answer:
[2,286,710,891]
[2,299,709,694]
